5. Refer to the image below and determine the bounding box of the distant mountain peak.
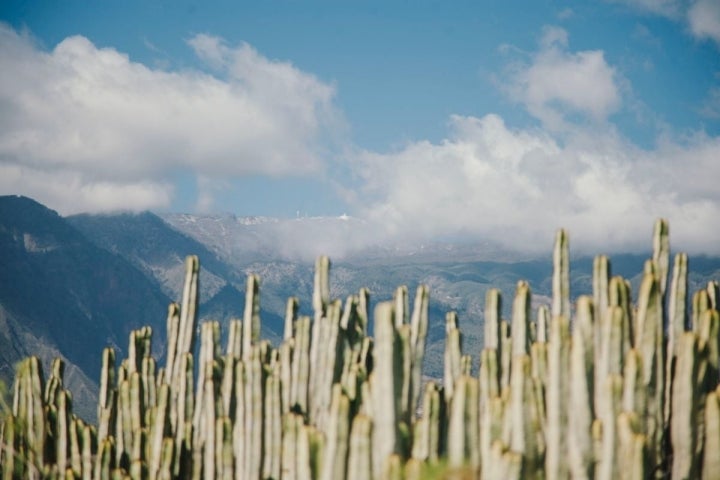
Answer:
[165,212,280,226]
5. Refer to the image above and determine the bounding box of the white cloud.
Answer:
[557,8,575,20]
[352,114,720,255]
[0,24,339,214]
[504,27,621,130]
[0,163,174,214]
[688,0,720,44]
[699,86,720,118]
[608,0,683,18]
[612,0,720,46]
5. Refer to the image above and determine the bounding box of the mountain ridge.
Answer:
[0,195,172,420]
[2,195,720,410]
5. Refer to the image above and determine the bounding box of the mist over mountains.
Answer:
[159,212,530,264]
[2,194,719,422]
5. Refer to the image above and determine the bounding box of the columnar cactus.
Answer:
[443,312,463,403]
[634,273,666,474]
[552,228,570,320]
[545,312,570,479]
[408,285,429,423]
[568,297,595,480]
[2,219,719,480]
[371,302,402,478]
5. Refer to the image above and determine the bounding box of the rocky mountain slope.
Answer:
[0,196,170,419]
[68,211,237,301]
[2,196,720,416]
[68,211,287,345]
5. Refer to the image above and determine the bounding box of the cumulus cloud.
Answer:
[352,114,720,255]
[612,0,720,46]
[503,27,621,130]
[688,0,720,44]
[0,24,339,213]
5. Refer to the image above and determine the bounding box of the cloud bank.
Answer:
[0,24,338,214]
[353,114,720,255]
[350,30,720,255]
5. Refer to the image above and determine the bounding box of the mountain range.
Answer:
[0,196,169,419]
[2,194,719,422]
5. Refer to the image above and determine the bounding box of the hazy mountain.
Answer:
[159,212,524,265]
[67,210,288,342]
[0,196,170,420]
[3,196,719,407]
[68,211,238,301]
[157,211,720,376]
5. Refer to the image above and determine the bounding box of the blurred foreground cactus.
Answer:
[1,219,720,479]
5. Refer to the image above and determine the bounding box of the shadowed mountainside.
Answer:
[0,196,170,419]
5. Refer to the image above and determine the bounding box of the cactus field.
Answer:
[1,219,719,479]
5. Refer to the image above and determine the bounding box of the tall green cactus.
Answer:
[552,228,570,320]
[3,219,719,480]
[444,312,463,403]
[569,296,595,480]
[703,388,720,480]
[320,385,350,480]
[263,365,282,480]
[347,414,372,480]
[447,375,479,471]
[652,218,670,299]
[175,256,199,379]
[408,285,429,425]
[545,313,570,479]
[242,274,261,361]
[511,281,531,357]
[671,332,702,480]
[634,272,666,474]
[371,301,402,478]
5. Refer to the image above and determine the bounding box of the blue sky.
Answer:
[1,1,719,254]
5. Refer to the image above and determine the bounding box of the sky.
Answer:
[1,0,719,256]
